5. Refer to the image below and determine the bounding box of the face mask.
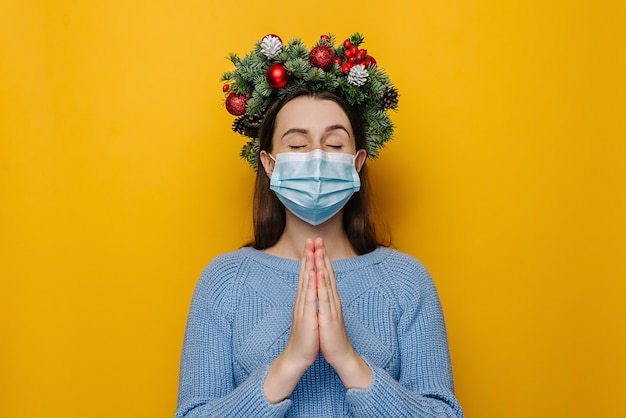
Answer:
[269,149,361,226]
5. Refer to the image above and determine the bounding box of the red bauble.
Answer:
[225,91,249,116]
[266,64,289,88]
[263,33,282,43]
[364,55,377,67]
[309,45,335,70]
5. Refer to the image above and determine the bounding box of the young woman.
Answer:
[175,34,463,417]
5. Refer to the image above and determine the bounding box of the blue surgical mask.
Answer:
[269,149,361,226]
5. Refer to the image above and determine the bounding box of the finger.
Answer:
[323,247,338,297]
[295,239,315,317]
[314,238,334,281]
[316,241,341,318]
[296,243,307,293]
[303,240,318,312]
[315,247,335,320]
[313,237,324,258]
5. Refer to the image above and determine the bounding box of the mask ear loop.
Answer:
[268,153,276,162]
[354,149,367,172]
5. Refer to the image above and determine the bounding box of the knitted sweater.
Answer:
[175,246,463,417]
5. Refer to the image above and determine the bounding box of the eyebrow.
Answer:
[281,124,350,139]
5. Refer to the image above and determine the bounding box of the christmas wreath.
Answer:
[220,32,399,170]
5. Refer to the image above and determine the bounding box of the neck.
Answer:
[264,210,357,260]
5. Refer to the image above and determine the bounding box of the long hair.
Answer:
[250,89,386,254]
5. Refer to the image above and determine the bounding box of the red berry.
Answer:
[335,57,343,65]
[341,63,352,74]
[348,56,356,64]
[320,34,330,42]
[355,52,365,62]
[343,39,352,49]
[222,84,230,92]
[344,50,352,58]
[349,46,358,56]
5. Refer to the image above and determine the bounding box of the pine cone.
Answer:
[232,116,248,135]
[232,114,263,138]
[381,87,399,110]
[347,65,369,86]
[261,35,282,59]
[248,113,263,129]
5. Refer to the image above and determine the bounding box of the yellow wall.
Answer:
[1,1,624,417]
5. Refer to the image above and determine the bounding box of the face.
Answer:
[260,96,367,176]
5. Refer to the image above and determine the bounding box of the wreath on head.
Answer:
[220,32,399,170]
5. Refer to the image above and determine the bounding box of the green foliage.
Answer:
[239,139,260,170]
[221,33,399,170]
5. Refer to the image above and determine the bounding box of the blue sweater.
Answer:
[175,247,463,417]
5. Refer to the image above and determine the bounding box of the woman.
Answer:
[175,34,463,417]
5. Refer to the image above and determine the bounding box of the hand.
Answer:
[313,238,373,389]
[265,238,372,403]
[313,238,354,366]
[264,239,319,403]
[283,238,321,369]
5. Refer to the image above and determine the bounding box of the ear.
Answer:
[259,150,274,178]
[355,149,367,173]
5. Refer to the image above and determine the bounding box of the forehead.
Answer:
[274,97,352,133]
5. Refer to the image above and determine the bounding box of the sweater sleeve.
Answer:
[175,254,291,418]
[345,254,464,417]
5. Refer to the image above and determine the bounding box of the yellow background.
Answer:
[1,1,624,417]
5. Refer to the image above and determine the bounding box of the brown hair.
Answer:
[250,89,386,254]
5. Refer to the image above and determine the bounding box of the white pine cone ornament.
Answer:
[347,64,369,86]
[260,35,282,59]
